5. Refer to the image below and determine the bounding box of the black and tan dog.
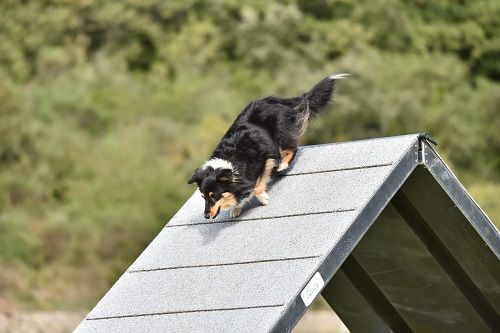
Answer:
[188,73,348,219]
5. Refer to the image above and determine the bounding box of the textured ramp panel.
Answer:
[287,134,418,175]
[87,259,320,319]
[129,211,357,271]
[75,307,285,333]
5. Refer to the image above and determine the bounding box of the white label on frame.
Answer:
[300,272,324,306]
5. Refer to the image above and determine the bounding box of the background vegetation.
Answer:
[0,0,498,310]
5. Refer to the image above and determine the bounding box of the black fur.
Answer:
[188,74,344,218]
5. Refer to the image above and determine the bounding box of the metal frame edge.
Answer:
[422,142,500,259]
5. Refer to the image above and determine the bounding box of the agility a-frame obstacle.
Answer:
[75,134,500,333]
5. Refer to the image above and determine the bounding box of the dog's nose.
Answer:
[204,212,210,219]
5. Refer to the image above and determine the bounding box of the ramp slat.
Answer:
[86,258,321,319]
[287,134,417,176]
[75,306,284,333]
[129,211,357,271]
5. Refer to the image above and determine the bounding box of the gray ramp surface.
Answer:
[75,134,419,333]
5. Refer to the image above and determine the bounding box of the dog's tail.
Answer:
[295,73,349,134]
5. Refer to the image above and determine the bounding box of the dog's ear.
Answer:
[188,168,202,185]
[216,168,233,183]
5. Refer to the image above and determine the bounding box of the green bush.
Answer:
[0,0,498,309]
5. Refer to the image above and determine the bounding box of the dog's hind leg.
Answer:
[255,159,276,205]
[278,149,296,172]
[275,123,299,173]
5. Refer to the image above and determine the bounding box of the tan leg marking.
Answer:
[209,200,223,218]
[209,192,237,218]
[255,159,276,194]
[278,149,295,172]
[220,192,237,210]
[255,159,276,206]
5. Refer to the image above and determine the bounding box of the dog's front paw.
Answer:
[277,162,289,172]
[256,192,269,206]
[231,207,242,219]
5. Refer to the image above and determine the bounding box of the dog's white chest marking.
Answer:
[203,158,234,171]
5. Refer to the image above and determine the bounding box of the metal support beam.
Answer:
[392,192,500,331]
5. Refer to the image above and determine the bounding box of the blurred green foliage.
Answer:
[0,0,498,309]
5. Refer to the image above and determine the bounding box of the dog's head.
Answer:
[188,159,238,219]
